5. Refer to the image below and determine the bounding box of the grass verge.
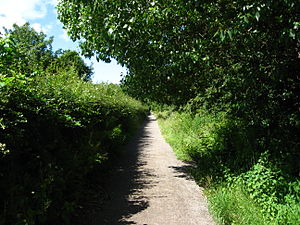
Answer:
[156,110,300,225]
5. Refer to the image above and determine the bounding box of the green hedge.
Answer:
[0,72,147,224]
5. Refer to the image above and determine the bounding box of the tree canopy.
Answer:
[1,22,93,80]
[3,23,53,75]
[57,0,299,105]
[48,49,93,81]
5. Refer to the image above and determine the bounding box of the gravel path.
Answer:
[92,115,215,225]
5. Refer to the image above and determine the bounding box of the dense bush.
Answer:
[0,72,147,224]
[157,110,299,224]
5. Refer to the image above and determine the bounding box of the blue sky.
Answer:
[0,0,127,83]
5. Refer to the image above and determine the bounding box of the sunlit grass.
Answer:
[156,110,300,225]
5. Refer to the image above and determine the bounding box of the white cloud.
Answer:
[46,0,58,6]
[0,0,50,32]
[44,24,53,33]
[31,23,43,32]
[19,22,53,34]
[60,29,70,41]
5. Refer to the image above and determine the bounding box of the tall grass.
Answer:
[156,110,300,225]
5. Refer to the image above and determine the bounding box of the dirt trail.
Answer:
[91,114,215,225]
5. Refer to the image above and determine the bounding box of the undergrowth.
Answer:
[0,72,148,224]
[156,110,300,225]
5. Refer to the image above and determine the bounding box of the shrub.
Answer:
[0,71,147,224]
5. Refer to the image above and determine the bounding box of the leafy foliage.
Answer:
[157,110,300,224]
[0,25,147,224]
[57,0,299,180]
[3,23,53,75]
[1,23,93,80]
[0,71,147,224]
[0,34,19,75]
[32,0,300,223]
[47,50,93,81]
[57,0,299,105]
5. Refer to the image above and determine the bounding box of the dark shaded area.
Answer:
[75,116,158,225]
[169,162,196,181]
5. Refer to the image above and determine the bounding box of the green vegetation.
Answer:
[1,23,93,80]
[57,0,298,106]
[0,24,147,224]
[2,0,297,224]
[157,110,299,224]
[58,0,299,223]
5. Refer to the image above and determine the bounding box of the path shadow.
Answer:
[86,116,158,225]
[168,161,197,181]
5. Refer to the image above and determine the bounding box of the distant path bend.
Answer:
[94,114,215,225]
